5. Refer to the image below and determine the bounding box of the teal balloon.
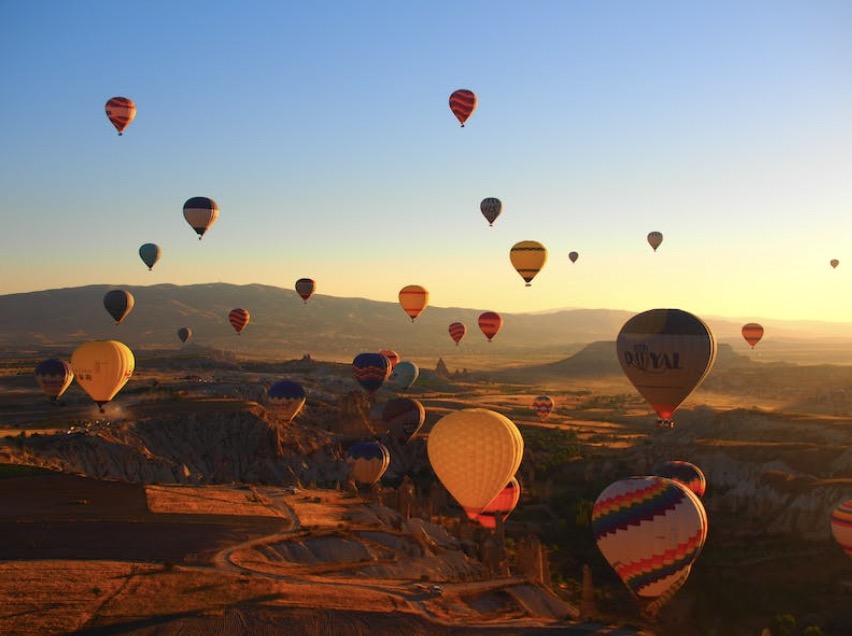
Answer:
[139,243,161,270]
[389,361,419,390]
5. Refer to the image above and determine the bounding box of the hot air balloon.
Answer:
[34,359,74,402]
[177,327,192,344]
[105,96,136,135]
[228,308,250,335]
[295,278,316,303]
[654,460,707,499]
[70,340,135,412]
[449,89,477,127]
[183,197,219,240]
[569,251,579,264]
[510,240,547,286]
[449,321,467,346]
[138,243,161,271]
[831,259,839,269]
[103,290,135,325]
[476,476,521,529]
[379,350,400,369]
[830,499,852,559]
[616,308,717,427]
[427,408,524,521]
[592,476,708,615]
[398,285,429,322]
[266,380,306,423]
[353,352,392,395]
[532,395,554,421]
[480,198,502,226]
[741,323,764,349]
[647,231,663,252]
[388,360,419,391]
[380,397,425,444]
[478,311,503,342]
[346,440,391,485]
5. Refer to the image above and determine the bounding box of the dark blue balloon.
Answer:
[268,380,306,401]
[352,352,390,395]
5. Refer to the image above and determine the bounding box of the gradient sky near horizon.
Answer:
[2,1,851,324]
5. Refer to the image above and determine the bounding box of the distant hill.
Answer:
[2,283,852,366]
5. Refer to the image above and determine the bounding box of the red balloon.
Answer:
[449,89,477,127]
[478,311,503,342]
[228,308,250,334]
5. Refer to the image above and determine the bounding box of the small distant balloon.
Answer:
[568,251,579,264]
[228,308,250,335]
[831,259,839,269]
[478,311,503,342]
[183,197,219,240]
[647,231,663,252]
[103,289,135,325]
[476,476,521,529]
[138,243,161,271]
[388,360,419,391]
[177,327,192,344]
[449,89,477,127]
[480,198,502,226]
[532,395,554,421]
[266,380,307,423]
[398,285,429,322]
[654,460,707,499]
[380,397,426,444]
[510,240,547,286]
[346,440,391,485]
[352,352,392,395]
[379,350,400,369]
[105,96,136,135]
[34,359,74,402]
[741,323,764,349]
[449,321,467,346]
[830,499,852,559]
[295,278,316,303]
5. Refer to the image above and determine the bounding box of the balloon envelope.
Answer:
[380,397,426,444]
[353,353,391,395]
[476,476,521,529]
[183,197,219,240]
[103,290,135,325]
[138,243,161,270]
[478,311,503,342]
[177,327,192,344]
[449,321,467,346]
[480,198,502,226]
[830,499,852,559]
[592,476,708,604]
[70,340,135,410]
[228,308,250,334]
[741,323,764,348]
[346,441,391,485]
[647,231,663,251]
[398,285,429,322]
[427,408,524,520]
[449,89,477,126]
[654,460,707,498]
[388,360,419,391]
[295,278,316,303]
[105,96,136,135]
[34,359,74,401]
[532,395,554,421]
[616,308,716,424]
[510,240,547,286]
[831,259,839,269]
[266,380,306,423]
[568,251,579,264]
[379,350,400,369]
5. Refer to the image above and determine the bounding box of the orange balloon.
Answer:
[449,89,477,126]
[478,311,503,342]
[229,308,250,334]
[398,285,429,322]
[741,323,764,348]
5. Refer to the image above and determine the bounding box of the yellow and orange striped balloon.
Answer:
[741,323,764,348]
[398,285,429,322]
[510,240,547,286]
[105,97,136,135]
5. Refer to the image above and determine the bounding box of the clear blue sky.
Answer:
[2,1,851,323]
